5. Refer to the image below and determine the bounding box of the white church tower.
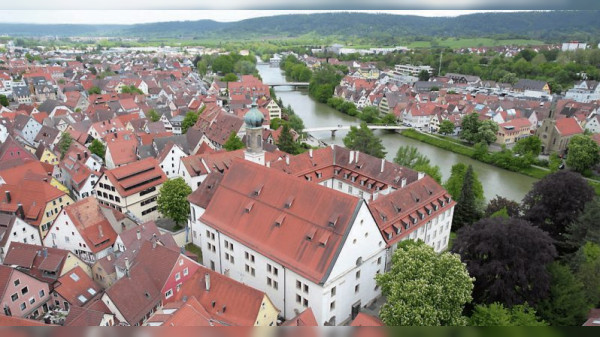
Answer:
[244,100,266,165]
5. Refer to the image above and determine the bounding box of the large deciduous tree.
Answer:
[88,139,105,160]
[157,178,193,226]
[565,198,600,250]
[343,122,386,159]
[452,217,557,307]
[452,165,484,230]
[223,132,244,151]
[469,303,546,326]
[513,136,542,157]
[484,195,521,218]
[394,145,443,183]
[376,240,473,326]
[439,120,455,135]
[566,134,600,174]
[276,123,300,155]
[536,262,590,326]
[147,109,160,122]
[460,113,481,144]
[521,170,594,247]
[181,110,200,134]
[59,132,73,159]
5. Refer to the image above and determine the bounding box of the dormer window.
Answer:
[275,214,285,227]
[306,229,316,241]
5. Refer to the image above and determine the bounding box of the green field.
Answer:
[407,38,547,49]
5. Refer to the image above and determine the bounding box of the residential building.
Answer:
[0,214,42,263]
[52,266,102,312]
[43,197,135,264]
[495,118,533,145]
[94,158,166,222]
[393,64,433,78]
[102,241,201,326]
[0,264,51,319]
[562,41,587,51]
[565,80,600,103]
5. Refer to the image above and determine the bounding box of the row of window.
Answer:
[141,206,157,216]
[140,197,157,207]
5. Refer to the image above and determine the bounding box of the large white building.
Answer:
[562,41,587,51]
[565,80,600,103]
[188,146,455,325]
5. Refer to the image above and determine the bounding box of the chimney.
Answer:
[418,172,425,180]
[136,229,141,240]
[401,178,407,188]
[205,273,211,291]
[114,132,117,139]
[152,233,157,248]
[355,151,359,163]
[285,155,290,166]
[98,225,103,238]
[349,151,354,164]
[77,153,81,161]
[125,257,130,277]
[42,248,48,258]
[16,203,24,220]
[107,255,112,261]
[309,149,313,158]
[5,191,10,204]
[380,159,385,173]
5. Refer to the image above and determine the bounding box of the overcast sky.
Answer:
[0,0,594,24]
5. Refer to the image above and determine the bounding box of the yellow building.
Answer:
[39,147,59,165]
[495,118,533,145]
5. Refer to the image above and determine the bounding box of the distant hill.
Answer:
[1,11,599,43]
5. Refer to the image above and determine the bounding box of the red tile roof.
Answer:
[0,314,53,326]
[368,175,454,246]
[281,308,318,326]
[54,266,102,307]
[106,137,139,167]
[103,157,166,197]
[198,159,360,284]
[350,312,384,326]
[172,267,270,326]
[61,197,120,254]
[0,180,66,226]
[3,242,74,284]
[555,117,583,136]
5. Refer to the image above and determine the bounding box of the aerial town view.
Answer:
[0,3,600,328]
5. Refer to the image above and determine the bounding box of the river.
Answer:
[257,64,537,202]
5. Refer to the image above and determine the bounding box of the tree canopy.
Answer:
[439,120,455,135]
[182,111,200,134]
[452,165,484,230]
[566,134,600,174]
[484,195,521,218]
[0,94,9,107]
[343,122,387,159]
[157,178,193,226]
[88,139,105,160]
[444,163,484,202]
[513,136,542,157]
[521,171,594,248]
[276,123,300,155]
[58,132,73,160]
[469,303,547,326]
[453,217,557,307]
[460,113,499,145]
[223,132,244,151]
[147,109,161,122]
[565,198,600,250]
[394,145,443,183]
[376,240,473,326]
[536,262,590,326]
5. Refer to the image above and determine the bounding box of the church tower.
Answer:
[244,99,266,165]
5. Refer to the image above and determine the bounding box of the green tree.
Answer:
[381,113,397,125]
[513,136,542,157]
[0,94,9,107]
[549,153,562,172]
[270,118,285,130]
[221,73,238,82]
[469,303,547,326]
[475,120,499,145]
[309,64,342,103]
[566,134,600,174]
[88,139,105,160]
[572,242,600,308]
[181,111,199,134]
[276,123,300,155]
[452,165,483,230]
[223,132,244,151]
[288,114,305,134]
[88,86,101,95]
[343,122,386,159]
[439,120,455,135]
[444,163,484,202]
[376,240,473,326]
[460,113,481,144]
[393,145,430,168]
[121,85,143,95]
[147,109,161,122]
[565,198,600,250]
[157,178,192,226]
[536,262,590,326]
[58,132,73,160]
[196,60,208,76]
[359,106,379,123]
[212,54,234,74]
[418,69,430,81]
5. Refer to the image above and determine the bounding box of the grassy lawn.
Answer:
[185,243,203,264]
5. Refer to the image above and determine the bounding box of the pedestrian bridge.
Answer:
[264,82,310,88]
[304,124,410,137]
